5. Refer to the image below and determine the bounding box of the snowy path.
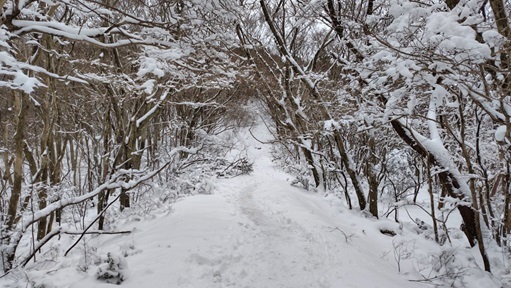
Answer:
[183,141,417,288]
[43,124,427,288]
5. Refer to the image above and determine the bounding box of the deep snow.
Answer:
[68,123,422,288]
[0,121,504,288]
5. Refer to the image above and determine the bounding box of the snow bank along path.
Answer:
[64,124,424,288]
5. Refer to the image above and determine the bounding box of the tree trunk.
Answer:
[4,91,28,270]
[367,135,378,218]
[391,120,479,246]
[333,134,366,210]
[98,189,111,230]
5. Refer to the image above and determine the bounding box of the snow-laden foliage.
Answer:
[0,0,510,286]
[234,0,511,285]
[0,0,248,274]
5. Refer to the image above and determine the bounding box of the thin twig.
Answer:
[324,226,356,242]
[64,193,121,257]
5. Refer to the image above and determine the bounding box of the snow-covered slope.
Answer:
[2,121,502,288]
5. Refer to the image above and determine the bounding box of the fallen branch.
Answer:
[64,193,122,257]
[325,226,357,243]
[20,227,62,267]
[62,230,132,235]
[20,225,132,267]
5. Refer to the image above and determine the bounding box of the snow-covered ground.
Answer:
[1,121,504,288]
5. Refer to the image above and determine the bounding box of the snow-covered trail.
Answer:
[50,123,426,288]
[175,124,421,288]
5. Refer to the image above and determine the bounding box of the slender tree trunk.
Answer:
[427,155,439,243]
[367,135,378,218]
[502,162,511,244]
[4,91,28,270]
[333,133,366,210]
[7,92,27,229]
[98,190,111,230]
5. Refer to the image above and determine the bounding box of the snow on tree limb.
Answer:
[136,89,169,128]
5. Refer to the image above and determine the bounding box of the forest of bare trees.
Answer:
[0,0,510,282]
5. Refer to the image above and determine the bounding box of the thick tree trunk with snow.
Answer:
[390,121,476,238]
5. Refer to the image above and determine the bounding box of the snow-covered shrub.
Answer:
[290,174,311,191]
[95,252,129,285]
[234,158,254,175]
[270,143,314,191]
[414,247,473,287]
[410,217,448,246]
[215,157,254,178]
[77,243,98,272]
[287,162,315,191]
[392,239,415,273]
[268,140,323,192]
[269,143,297,170]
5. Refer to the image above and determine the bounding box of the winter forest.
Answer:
[0,0,510,287]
